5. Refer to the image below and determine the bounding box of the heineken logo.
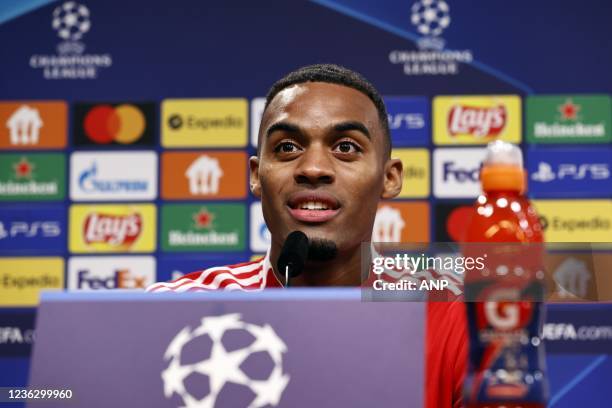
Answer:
[193,208,214,229]
[527,95,611,144]
[558,99,580,121]
[162,204,245,252]
[0,154,65,201]
[13,157,34,178]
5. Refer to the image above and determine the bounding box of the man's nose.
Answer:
[294,145,335,185]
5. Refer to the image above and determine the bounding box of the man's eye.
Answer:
[334,141,360,154]
[274,142,300,153]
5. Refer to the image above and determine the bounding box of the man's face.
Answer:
[250,82,402,255]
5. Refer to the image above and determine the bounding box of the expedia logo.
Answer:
[539,216,610,233]
[83,212,142,246]
[161,99,248,147]
[534,200,612,242]
[166,113,243,131]
[448,105,506,138]
[168,114,183,130]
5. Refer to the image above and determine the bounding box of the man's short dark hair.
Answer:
[263,63,391,157]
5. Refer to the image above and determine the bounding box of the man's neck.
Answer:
[270,243,363,287]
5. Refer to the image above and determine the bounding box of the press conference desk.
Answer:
[22,291,612,407]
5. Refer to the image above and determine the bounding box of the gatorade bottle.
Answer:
[463,141,548,408]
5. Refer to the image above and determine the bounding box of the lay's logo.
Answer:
[447,105,506,138]
[434,96,521,145]
[83,212,142,247]
[70,204,156,253]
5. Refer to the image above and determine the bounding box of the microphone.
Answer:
[277,231,309,288]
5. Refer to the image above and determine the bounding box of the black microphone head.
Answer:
[277,231,309,278]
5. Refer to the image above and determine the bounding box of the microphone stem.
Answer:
[285,265,290,288]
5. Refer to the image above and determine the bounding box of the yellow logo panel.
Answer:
[69,204,157,253]
[0,257,64,307]
[433,95,521,145]
[533,200,612,242]
[393,148,430,198]
[162,99,248,147]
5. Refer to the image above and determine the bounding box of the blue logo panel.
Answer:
[0,311,36,357]
[384,97,430,147]
[157,255,251,283]
[527,147,611,198]
[0,205,66,253]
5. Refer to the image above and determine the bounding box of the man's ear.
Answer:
[381,158,403,199]
[249,156,262,198]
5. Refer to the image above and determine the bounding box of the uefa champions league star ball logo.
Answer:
[52,1,91,41]
[162,314,290,408]
[411,0,450,37]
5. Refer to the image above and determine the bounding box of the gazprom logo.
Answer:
[70,152,157,201]
[78,161,149,192]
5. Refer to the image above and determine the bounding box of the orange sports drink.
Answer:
[463,141,548,408]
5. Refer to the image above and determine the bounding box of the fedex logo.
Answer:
[384,97,429,146]
[77,269,147,289]
[67,256,155,290]
[434,148,486,198]
[528,148,611,197]
[442,161,481,183]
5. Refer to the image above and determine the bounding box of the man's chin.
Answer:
[306,237,338,261]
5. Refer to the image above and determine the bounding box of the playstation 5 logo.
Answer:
[532,162,609,182]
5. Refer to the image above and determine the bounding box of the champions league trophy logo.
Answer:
[411,0,451,50]
[52,1,91,54]
[162,314,290,408]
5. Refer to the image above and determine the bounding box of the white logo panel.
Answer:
[250,97,266,148]
[67,256,156,290]
[250,202,271,252]
[70,151,158,201]
[433,148,486,198]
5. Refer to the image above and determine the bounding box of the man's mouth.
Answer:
[286,192,341,223]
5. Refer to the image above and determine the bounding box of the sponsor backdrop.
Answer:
[0,0,610,403]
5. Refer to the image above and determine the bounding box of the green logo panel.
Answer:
[526,95,611,144]
[161,203,246,252]
[0,153,65,201]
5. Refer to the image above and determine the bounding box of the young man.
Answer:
[148,64,467,408]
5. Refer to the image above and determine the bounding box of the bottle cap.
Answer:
[481,141,526,193]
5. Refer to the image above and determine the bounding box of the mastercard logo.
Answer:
[83,104,146,144]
